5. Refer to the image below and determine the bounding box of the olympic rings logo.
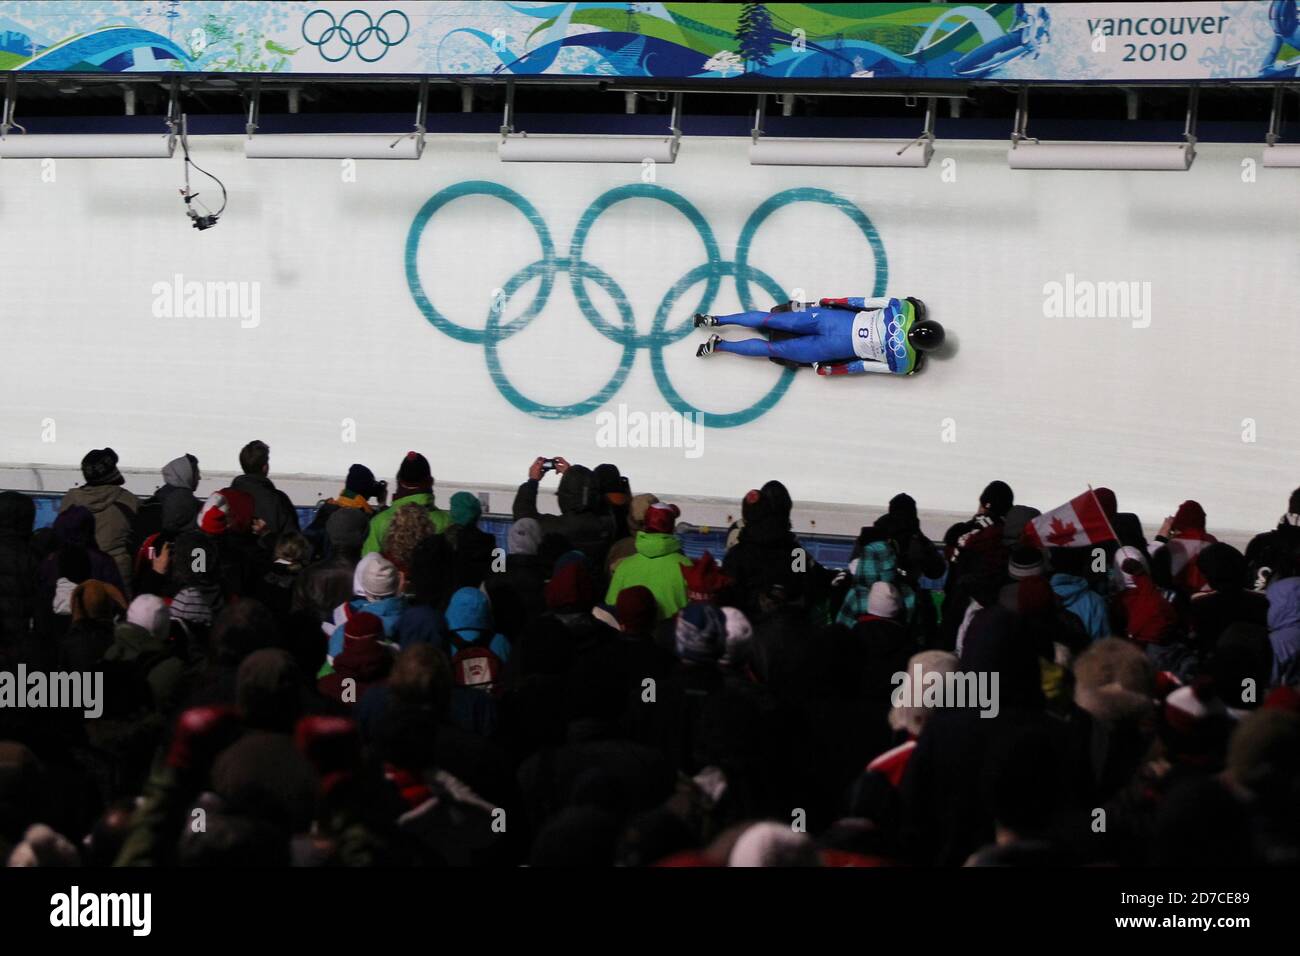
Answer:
[405,182,888,428]
[886,318,908,359]
[301,9,409,63]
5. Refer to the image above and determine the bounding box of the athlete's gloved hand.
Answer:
[819,297,852,309]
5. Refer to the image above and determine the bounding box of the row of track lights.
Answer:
[1,84,1297,169]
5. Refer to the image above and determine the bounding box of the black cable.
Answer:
[178,127,227,229]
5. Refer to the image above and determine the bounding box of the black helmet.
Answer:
[907,319,945,352]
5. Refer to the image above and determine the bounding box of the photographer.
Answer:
[512,457,617,572]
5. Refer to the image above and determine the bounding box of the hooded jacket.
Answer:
[361,491,451,557]
[1265,576,1300,686]
[0,491,37,651]
[605,531,692,621]
[444,588,512,662]
[60,482,140,589]
[133,455,203,547]
[837,540,916,628]
[1049,573,1109,641]
[512,466,617,569]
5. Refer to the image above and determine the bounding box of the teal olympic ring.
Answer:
[404,181,888,428]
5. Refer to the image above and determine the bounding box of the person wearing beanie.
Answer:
[674,602,727,664]
[870,649,961,787]
[55,579,128,678]
[362,451,450,556]
[197,488,256,537]
[1245,486,1300,589]
[837,537,916,628]
[614,585,658,639]
[513,456,618,569]
[305,463,387,555]
[508,517,542,558]
[1152,499,1217,596]
[318,611,394,707]
[101,594,185,718]
[605,492,660,577]
[482,518,546,641]
[605,503,692,620]
[326,552,407,661]
[444,491,496,590]
[723,485,825,621]
[996,544,1046,611]
[680,551,732,604]
[60,447,140,591]
[1000,505,1041,548]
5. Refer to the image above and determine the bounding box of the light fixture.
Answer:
[1262,85,1300,167]
[1007,86,1197,170]
[0,75,178,158]
[498,84,680,164]
[749,94,935,167]
[244,78,427,160]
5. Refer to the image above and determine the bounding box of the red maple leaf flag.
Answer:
[1023,489,1117,549]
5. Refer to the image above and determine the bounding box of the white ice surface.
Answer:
[0,135,1295,539]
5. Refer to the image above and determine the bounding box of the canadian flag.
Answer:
[1023,489,1117,548]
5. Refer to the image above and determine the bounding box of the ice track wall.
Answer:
[0,136,1296,534]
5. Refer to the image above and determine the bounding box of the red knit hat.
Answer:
[545,561,595,612]
[1172,500,1206,533]
[680,551,731,602]
[198,488,255,535]
[343,610,384,643]
[644,502,680,534]
[614,585,658,635]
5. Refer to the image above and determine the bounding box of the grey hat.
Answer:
[508,518,542,556]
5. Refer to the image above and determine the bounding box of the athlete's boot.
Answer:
[693,313,718,328]
[696,334,721,357]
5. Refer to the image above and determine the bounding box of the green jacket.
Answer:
[362,492,451,556]
[605,531,692,620]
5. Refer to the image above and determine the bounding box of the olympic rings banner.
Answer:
[0,2,1295,81]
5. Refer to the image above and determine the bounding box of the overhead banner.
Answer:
[0,2,1295,81]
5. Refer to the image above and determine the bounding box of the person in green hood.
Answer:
[605,502,692,620]
[362,451,450,556]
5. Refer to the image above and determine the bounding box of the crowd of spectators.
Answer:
[0,442,1296,866]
